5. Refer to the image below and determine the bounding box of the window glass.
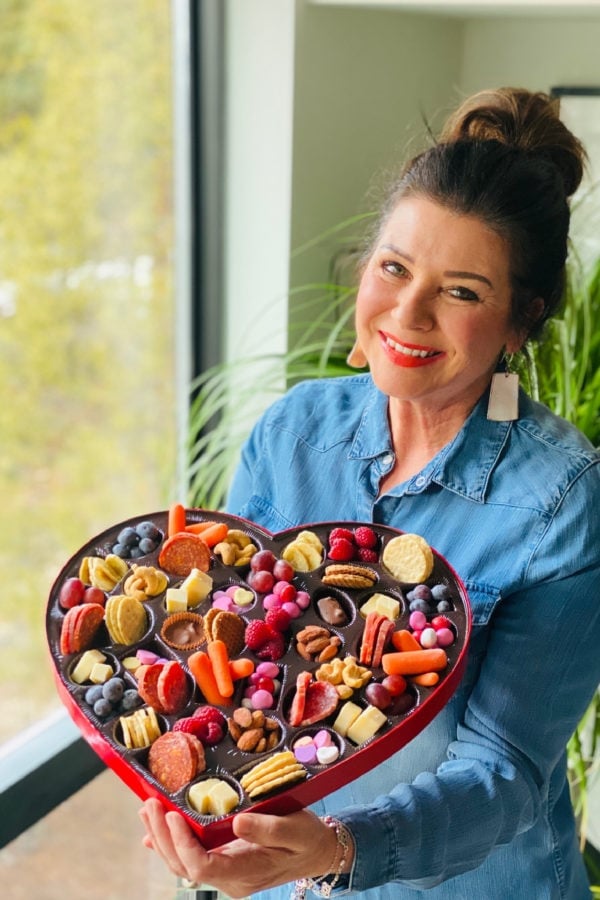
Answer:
[0,0,177,744]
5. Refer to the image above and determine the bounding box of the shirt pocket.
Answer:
[237,495,296,534]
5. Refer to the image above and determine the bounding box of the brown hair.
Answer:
[372,88,587,341]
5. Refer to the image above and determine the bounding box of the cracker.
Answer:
[322,564,377,589]
[204,607,221,641]
[212,611,245,657]
[382,533,434,583]
[115,594,148,644]
[239,750,296,789]
[246,766,307,799]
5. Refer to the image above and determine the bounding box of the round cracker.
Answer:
[382,533,434,583]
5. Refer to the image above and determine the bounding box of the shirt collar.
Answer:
[348,377,512,503]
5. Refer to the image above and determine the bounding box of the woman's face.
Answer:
[355,195,523,413]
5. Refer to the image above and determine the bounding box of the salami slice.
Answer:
[300,681,339,726]
[157,660,189,714]
[60,603,105,655]
[288,671,312,727]
[158,532,211,576]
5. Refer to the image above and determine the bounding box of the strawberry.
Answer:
[328,538,355,561]
[354,526,378,549]
[244,620,276,650]
[265,608,292,633]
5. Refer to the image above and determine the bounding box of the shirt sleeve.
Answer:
[337,461,600,891]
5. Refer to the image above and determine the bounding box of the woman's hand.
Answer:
[139,798,347,899]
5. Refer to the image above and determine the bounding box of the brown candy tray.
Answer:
[45,510,471,848]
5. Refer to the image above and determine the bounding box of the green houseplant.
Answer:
[187,230,600,893]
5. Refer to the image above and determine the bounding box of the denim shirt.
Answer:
[225,374,600,900]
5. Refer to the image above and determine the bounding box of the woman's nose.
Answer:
[389,281,434,330]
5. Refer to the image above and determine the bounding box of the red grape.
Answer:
[381,674,407,697]
[83,586,106,606]
[365,682,392,710]
[247,569,275,594]
[58,577,86,609]
[250,550,277,573]
[272,558,294,582]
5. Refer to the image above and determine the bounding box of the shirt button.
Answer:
[382,454,394,466]
[415,476,427,487]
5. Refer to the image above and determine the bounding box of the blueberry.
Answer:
[102,677,125,704]
[117,526,139,547]
[112,542,130,558]
[138,537,156,555]
[129,545,144,559]
[413,584,432,601]
[436,600,452,613]
[85,685,104,706]
[136,521,161,541]
[93,698,113,718]
[406,589,416,602]
[120,689,142,712]
[431,583,450,601]
[409,599,431,614]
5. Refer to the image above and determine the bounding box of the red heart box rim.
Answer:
[46,510,472,848]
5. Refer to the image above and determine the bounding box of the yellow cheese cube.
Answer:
[346,705,387,745]
[89,662,114,684]
[332,701,362,738]
[359,593,400,621]
[181,568,213,606]
[71,649,106,684]
[165,587,189,613]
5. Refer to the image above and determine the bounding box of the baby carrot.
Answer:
[188,650,230,706]
[167,502,187,537]
[185,521,229,547]
[391,629,422,653]
[382,648,448,676]
[410,672,440,687]
[207,639,234,698]
[229,657,255,680]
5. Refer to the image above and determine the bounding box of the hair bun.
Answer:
[440,87,587,197]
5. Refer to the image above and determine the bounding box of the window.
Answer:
[0,1,178,751]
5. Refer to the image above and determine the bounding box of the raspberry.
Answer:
[255,634,285,661]
[354,526,377,549]
[328,538,355,561]
[173,716,207,740]
[265,608,292,633]
[357,547,379,563]
[192,705,226,728]
[329,527,355,544]
[204,721,224,745]
[244,620,275,650]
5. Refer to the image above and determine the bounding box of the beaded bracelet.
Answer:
[291,816,353,900]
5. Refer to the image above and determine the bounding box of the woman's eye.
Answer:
[447,286,480,302]
[382,260,408,277]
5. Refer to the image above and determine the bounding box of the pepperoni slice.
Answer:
[158,533,211,576]
[157,661,189,714]
[138,663,167,713]
[60,603,105,655]
[288,671,312,727]
[148,731,205,793]
[300,681,339,726]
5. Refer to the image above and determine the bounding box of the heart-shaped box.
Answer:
[46,510,471,848]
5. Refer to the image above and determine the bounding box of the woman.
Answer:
[140,88,600,899]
